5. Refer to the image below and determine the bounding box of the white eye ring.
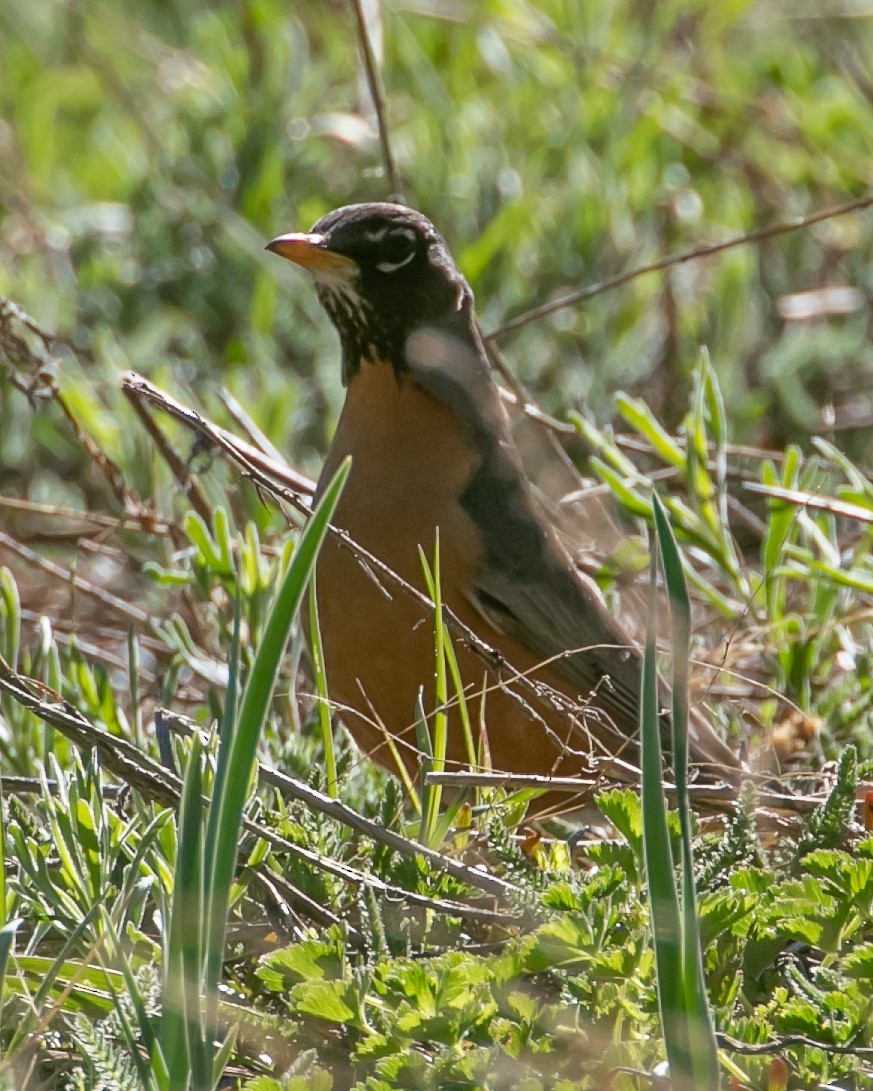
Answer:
[376,251,415,273]
[375,229,417,273]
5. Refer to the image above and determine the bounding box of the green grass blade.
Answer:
[5,899,111,1057]
[640,544,684,1070]
[6,954,117,1019]
[201,459,349,1021]
[0,916,21,1057]
[651,497,691,804]
[307,575,338,798]
[418,535,448,845]
[414,689,436,847]
[211,1025,238,1089]
[650,493,720,1090]
[161,729,207,1090]
[98,908,162,1091]
[416,541,477,772]
[614,392,685,468]
[201,597,243,911]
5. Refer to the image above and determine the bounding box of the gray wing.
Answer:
[404,327,647,743]
[405,326,737,774]
[461,441,739,774]
[460,438,646,749]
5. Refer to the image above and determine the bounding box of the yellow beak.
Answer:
[265,232,358,277]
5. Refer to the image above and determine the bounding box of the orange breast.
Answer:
[311,362,477,767]
[308,362,593,786]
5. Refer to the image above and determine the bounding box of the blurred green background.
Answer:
[2,0,873,519]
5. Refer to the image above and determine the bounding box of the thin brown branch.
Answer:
[122,372,315,498]
[0,296,157,520]
[218,387,286,463]
[53,387,133,513]
[716,1030,873,1059]
[261,770,516,899]
[249,861,352,938]
[350,0,403,200]
[498,385,576,436]
[0,775,126,797]
[121,382,214,526]
[161,707,519,900]
[0,654,516,925]
[744,481,873,524]
[425,770,822,815]
[0,495,171,535]
[244,820,514,923]
[0,528,150,625]
[0,297,53,347]
[488,191,873,339]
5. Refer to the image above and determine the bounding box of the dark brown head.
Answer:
[267,203,475,383]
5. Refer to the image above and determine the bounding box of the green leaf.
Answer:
[291,980,358,1025]
[257,931,346,991]
[614,392,685,467]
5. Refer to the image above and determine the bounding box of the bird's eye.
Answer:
[375,228,417,273]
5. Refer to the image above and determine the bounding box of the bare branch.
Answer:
[0,297,157,519]
[716,1030,873,1059]
[0,654,516,925]
[488,192,873,339]
[162,707,519,901]
[425,770,821,814]
[0,528,150,625]
[351,0,403,200]
[121,384,214,526]
[744,481,873,524]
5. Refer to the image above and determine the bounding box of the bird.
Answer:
[266,202,740,802]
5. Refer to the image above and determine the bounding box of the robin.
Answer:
[266,203,739,797]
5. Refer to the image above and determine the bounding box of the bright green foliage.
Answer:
[234,788,873,1089]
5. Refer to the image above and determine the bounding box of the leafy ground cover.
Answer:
[2,2,873,1088]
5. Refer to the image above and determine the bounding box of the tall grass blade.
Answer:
[642,495,720,1090]
[201,459,349,1027]
[418,535,448,844]
[161,730,206,1090]
[98,908,165,1090]
[640,543,684,1075]
[652,495,720,1087]
[308,575,338,798]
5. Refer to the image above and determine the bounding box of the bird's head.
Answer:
[267,203,474,383]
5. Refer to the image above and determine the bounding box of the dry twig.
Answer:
[489,191,873,338]
[350,0,402,200]
[0,653,517,925]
